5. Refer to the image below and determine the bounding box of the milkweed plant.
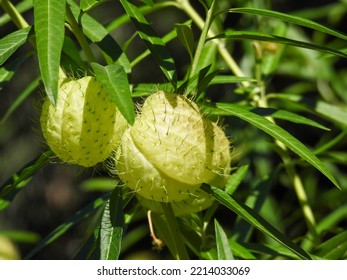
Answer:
[1,0,347,260]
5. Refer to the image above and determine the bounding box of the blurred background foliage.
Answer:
[1,0,347,259]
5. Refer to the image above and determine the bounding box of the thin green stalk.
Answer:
[286,162,319,242]
[65,5,96,63]
[160,203,190,260]
[253,42,319,243]
[176,0,246,80]
[188,0,217,79]
[0,0,29,29]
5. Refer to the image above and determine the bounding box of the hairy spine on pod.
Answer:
[40,76,128,167]
[116,91,231,205]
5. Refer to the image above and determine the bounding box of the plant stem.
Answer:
[253,42,319,242]
[0,0,29,29]
[65,5,96,63]
[176,0,246,80]
[188,0,217,78]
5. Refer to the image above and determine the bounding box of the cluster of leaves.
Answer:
[1,0,347,260]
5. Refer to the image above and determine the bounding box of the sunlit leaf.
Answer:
[91,63,135,125]
[0,26,31,66]
[34,0,66,105]
[214,219,234,260]
[24,193,109,259]
[201,184,312,260]
[209,31,347,59]
[202,103,340,189]
[100,187,123,260]
[225,8,347,41]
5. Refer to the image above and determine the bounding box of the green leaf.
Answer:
[91,63,135,125]
[73,226,100,260]
[140,0,154,6]
[1,76,40,125]
[225,164,249,195]
[209,31,347,59]
[315,231,347,259]
[241,242,302,259]
[316,204,347,234]
[80,178,119,192]
[226,8,347,41]
[179,64,219,95]
[100,187,123,260]
[80,0,104,11]
[232,174,275,243]
[209,75,256,85]
[175,23,194,61]
[203,103,340,189]
[0,150,53,211]
[0,55,27,92]
[214,219,234,260]
[24,193,109,259]
[61,37,87,73]
[0,230,40,244]
[194,41,218,74]
[201,184,311,260]
[119,0,177,86]
[261,21,287,76]
[0,26,31,66]
[251,107,330,131]
[228,239,256,259]
[67,0,106,42]
[34,0,66,105]
[67,0,131,71]
[271,94,347,129]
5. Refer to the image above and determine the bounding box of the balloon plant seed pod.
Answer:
[40,76,128,167]
[115,91,231,211]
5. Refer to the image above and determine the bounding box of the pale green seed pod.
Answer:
[40,76,128,167]
[116,91,231,205]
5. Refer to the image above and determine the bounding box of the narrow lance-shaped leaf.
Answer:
[0,55,27,92]
[214,219,234,260]
[67,0,131,72]
[100,187,124,260]
[119,0,177,87]
[208,31,347,59]
[24,193,110,259]
[201,184,312,260]
[0,26,31,66]
[175,23,194,61]
[91,63,135,125]
[34,0,66,105]
[272,94,347,129]
[225,8,347,41]
[0,150,53,210]
[1,76,41,124]
[80,0,104,11]
[202,103,340,189]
